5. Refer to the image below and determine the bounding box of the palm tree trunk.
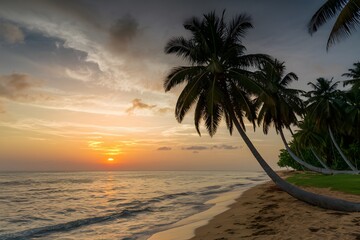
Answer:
[279,128,332,174]
[308,148,354,174]
[289,126,294,136]
[328,126,358,172]
[310,148,330,170]
[231,116,360,212]
[281,128,356,174]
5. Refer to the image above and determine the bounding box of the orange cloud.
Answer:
[126,98,172,115]
[126,98,156,114]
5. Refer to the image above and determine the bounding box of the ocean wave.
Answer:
[0,180,36,186]
[204,185,222,190]
[229,183,250,188]
[0,208,150,240]
[0,178,93,187]
[200,189,230,195]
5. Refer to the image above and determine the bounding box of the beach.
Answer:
[191,172,360,240]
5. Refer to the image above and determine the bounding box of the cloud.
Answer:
[108,14,139,53]
[182,146,209,151]
[0,74,50,110]
[0,21,24,44]
[65,67,93,82]
[0,74,41,99]
[41,0,104,30]
[157,146,172,151]
[125,99,171,115]
[87,140,123,156]
[0,102,5,114]
[126,98,156,114]
[0,73,130,116]
[212,144,239,150]
[0,118,152,138]
[0,1,174,94]
[158,107,172,114]
[181,144,240,152]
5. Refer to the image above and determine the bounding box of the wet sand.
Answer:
[191,172,360,240]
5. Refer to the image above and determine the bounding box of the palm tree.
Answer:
[254,60,354,174]
[308,0,360,50]
[293,116,357,173]
[253,59,303,135]
[342,61,360,89]
[305,77,358,172]
[165,11,360,211]
[253,60,329,173]
[294,117,330,169]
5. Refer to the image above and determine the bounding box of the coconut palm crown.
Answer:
[304,77,342,130]
[164,11,270,137]
[253,59,304,134]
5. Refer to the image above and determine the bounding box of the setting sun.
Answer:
[107,158,114,162]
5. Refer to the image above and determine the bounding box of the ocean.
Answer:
[0,171,268,240]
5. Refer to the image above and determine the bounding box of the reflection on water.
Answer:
[0,171,268,240]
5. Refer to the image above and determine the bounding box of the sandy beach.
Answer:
[191,172,360,240]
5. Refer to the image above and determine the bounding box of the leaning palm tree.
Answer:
[165,11,360,211]
[308,0,360,50]
[305,77,358,172]
[294,116,356,173]
[294,117,331,169]
[254,60,352,174]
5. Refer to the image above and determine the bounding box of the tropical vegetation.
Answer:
[164,10,360,211]
[279,76,360,173]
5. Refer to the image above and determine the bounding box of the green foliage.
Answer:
[277,147,323,171]
[287,172,360,195]
[277,149,303,170]
[287,73,360,172]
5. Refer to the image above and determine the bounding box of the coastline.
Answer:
[190,172,360,240]
[148,180,268,240]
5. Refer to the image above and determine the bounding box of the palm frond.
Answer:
[175,71,207,122]
[194,92,206,136]
[238,54,272,68]
[308,0,348,34]
[226,13,253,43]
[164,37,192,57]
[280,72,298,87]
[204,103,223,137]
[164,66,204,91]
[326,0,360,49]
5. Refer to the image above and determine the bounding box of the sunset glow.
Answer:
[0,1,359,172]
[107,158,114,162]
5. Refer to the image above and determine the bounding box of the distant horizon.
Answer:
[0,169,267,173]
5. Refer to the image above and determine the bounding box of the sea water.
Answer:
[0,171,268,240]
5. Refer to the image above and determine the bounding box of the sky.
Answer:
[0,0,359,171]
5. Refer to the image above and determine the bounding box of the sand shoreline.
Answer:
[190,171,360,240]
[148,184,264,240]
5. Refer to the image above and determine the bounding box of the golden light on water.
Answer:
[107,158,114,162]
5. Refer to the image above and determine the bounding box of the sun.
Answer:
[107,157,114,162]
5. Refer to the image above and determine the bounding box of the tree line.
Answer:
[163,1,360,212]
